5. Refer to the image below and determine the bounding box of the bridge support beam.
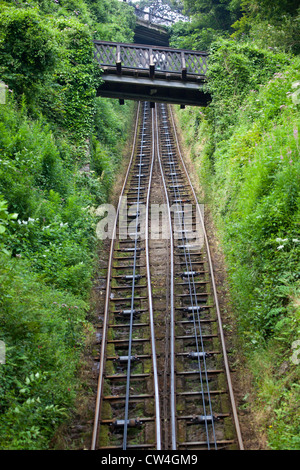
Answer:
[97,74,210,107]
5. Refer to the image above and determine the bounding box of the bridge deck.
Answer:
[94,41,210,107]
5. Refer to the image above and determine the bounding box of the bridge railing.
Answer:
[94,41,208,78]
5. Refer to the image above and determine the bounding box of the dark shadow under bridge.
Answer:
[94,41,211,107]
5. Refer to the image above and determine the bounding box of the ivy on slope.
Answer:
[0,0,135,141]
[0,0,135,449]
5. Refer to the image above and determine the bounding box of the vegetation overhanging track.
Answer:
[91,101,244,451]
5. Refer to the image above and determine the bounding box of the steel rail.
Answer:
[168,186,216,446]
[91,100,244,451]
[145,108,162,449]
[123,103,161,449]
[168,104,245,450]
[154,106,176,450]
[91,102,161,451]
[122,105,146,449]
[91,102,141,451]
[157,104,217,449]
[164,104,217,447]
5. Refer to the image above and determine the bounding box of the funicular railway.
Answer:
[91,36,244,451]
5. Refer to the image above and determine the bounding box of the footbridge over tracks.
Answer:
[93,41,211,107]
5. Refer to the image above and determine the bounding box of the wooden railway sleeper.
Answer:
[111,284,146,292]
[116,247,144,252]
[107,338,149,345]
[175,334,217,341]
[176,280,208,286]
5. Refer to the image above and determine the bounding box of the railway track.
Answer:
[91,101,244,451]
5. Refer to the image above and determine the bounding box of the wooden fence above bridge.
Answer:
[94,41,208,78]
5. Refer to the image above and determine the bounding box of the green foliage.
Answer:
[213,59,300,343]
[170,21,224,51]
[85,0,135,42]
[0,0,135,142]
[0,0,135,450]
[239,0,299,21]
[171,0,300,54]
[248,16,300,56]
[267,383,300,450]
[0,199,18,255]
[0,253,88,449]
[206,39,290,143]
[0,5,58,98]
[231,1,300,54]
[0,93,133,448]
[183,0,241,30]
[0,94,133,295]
[170,0,242,50]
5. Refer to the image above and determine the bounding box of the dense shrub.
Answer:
[206,40,290,143]
[0,6,57,99]
[0,253,88,449]
[232,1,300,55]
